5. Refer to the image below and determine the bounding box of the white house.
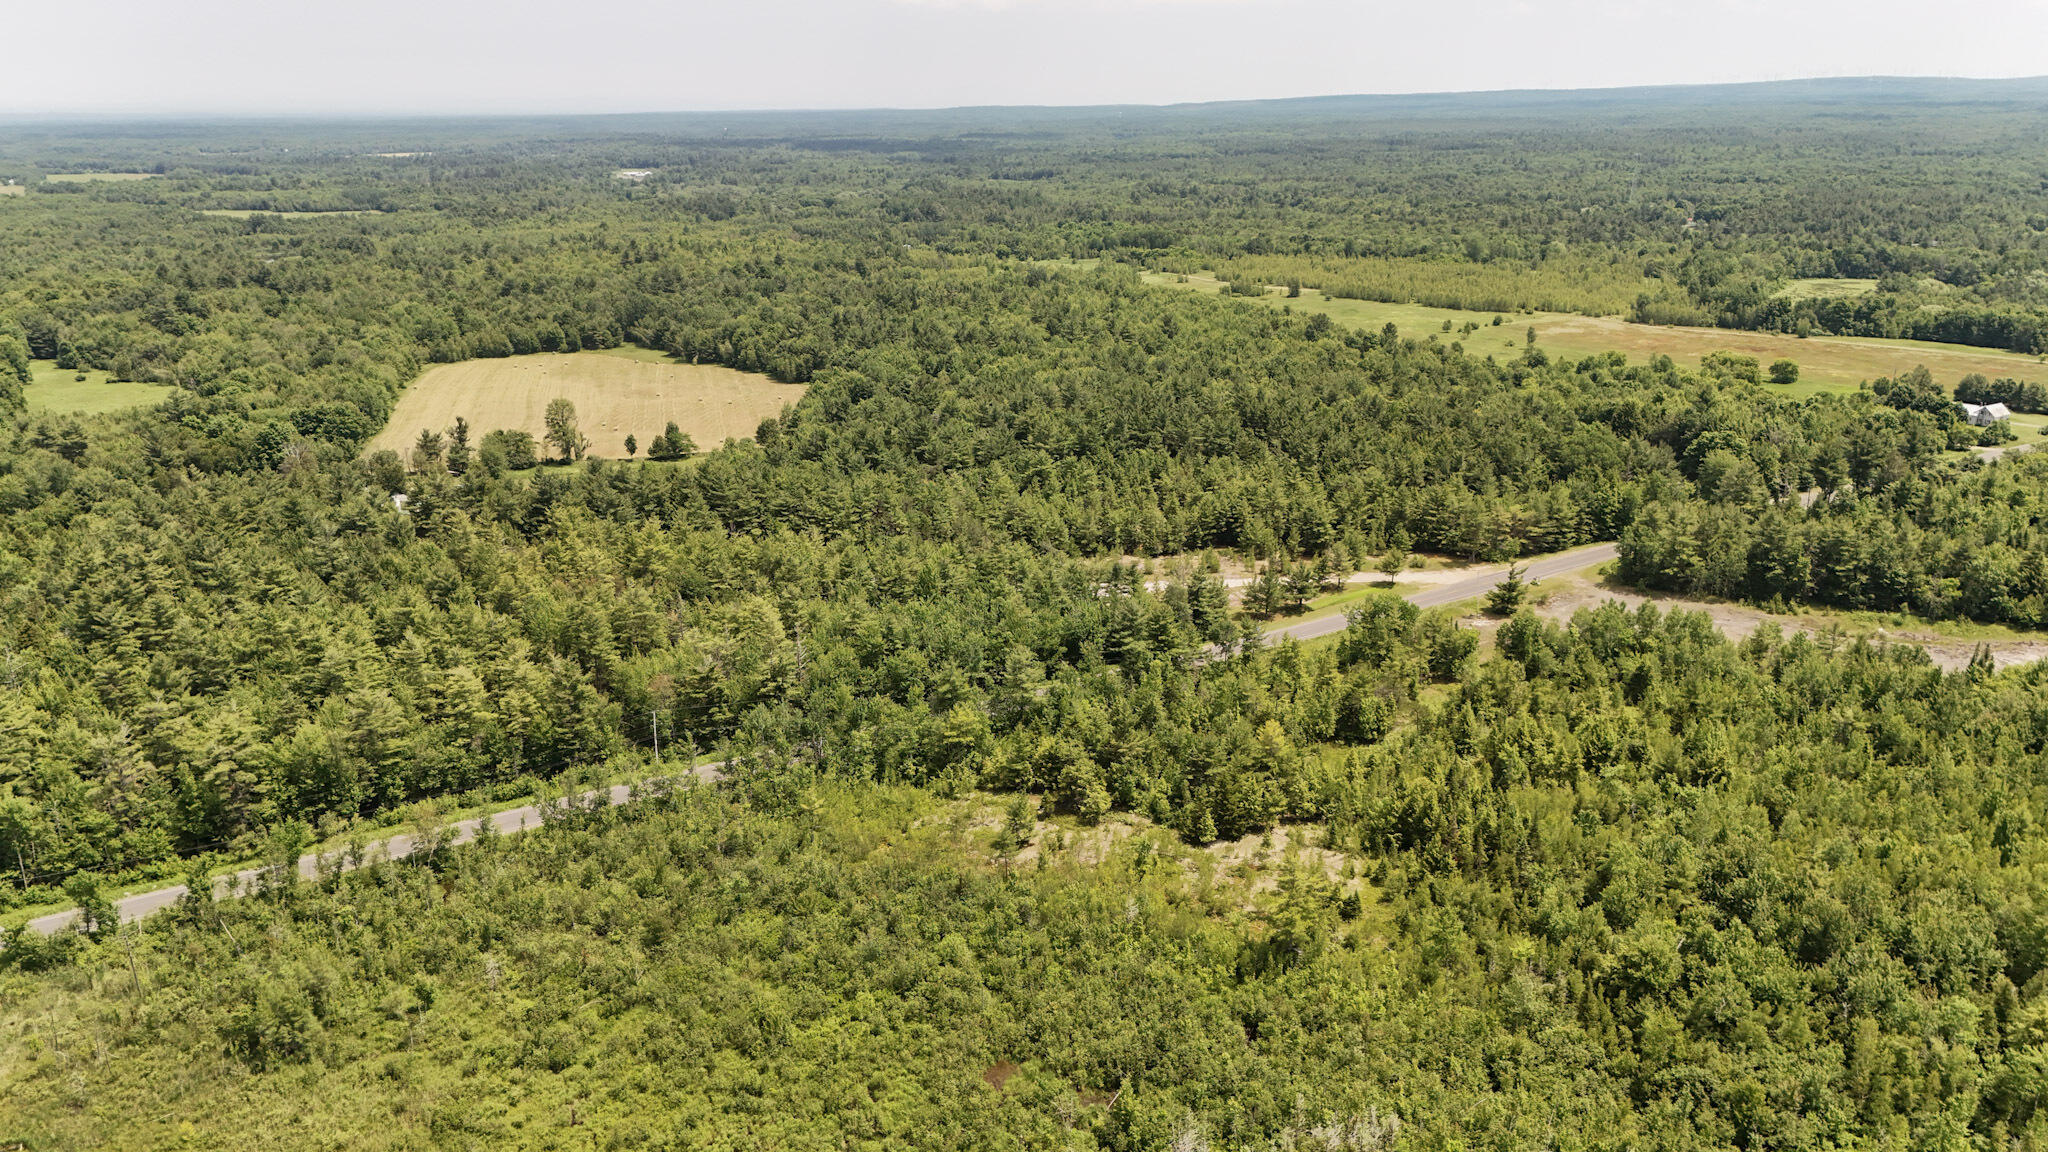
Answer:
[1958,401,2013,427]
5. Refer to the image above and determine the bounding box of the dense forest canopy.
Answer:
[7,80,2048,1148]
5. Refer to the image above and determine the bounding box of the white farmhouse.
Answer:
[1958,401,2013,427]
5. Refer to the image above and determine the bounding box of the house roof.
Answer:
[1957,401,2012,422]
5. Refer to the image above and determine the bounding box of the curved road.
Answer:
[15,543,1619,939]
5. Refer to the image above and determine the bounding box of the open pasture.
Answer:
[1773,277,1879,301]
[0,185,23,197]
[1146,272,2048,393]
[24,361,174,415]
[367,348,806,460]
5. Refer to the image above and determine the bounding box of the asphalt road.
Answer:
[18,762,725,938]
[1261,541,1621,645]
[16,543,1620,939]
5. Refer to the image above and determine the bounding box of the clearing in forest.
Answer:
[1145,272,2048,394]
[44,172,158,182]
[367,348,805,460]
[24,360,174,415]
[1772,277,1880,301]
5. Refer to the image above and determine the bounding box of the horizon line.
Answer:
[3,72,2047,125]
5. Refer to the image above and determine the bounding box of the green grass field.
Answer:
[1144,271,2048,393]
[23,361,174,415]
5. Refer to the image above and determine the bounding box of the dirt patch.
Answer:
[1006,815,1144,868]
[1535,575,2048,673]
[1203,824,1362,896]
[367,350,805,461]
[982,1061,1020,1090]
[921,799,1365,899]
[1146,558,1488,602]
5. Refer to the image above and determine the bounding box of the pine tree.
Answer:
[1483,564,1528,616]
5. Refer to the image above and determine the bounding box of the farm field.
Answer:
[23,360,174,415]
[0,185,23,197]
[1773,277,1880,300]
[1145,272,2048,393]
[366,348,806,460]
[43,172,158,182]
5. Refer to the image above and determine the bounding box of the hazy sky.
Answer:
[7,0,2048,116]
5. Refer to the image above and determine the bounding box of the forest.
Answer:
[6,80,2048,1148]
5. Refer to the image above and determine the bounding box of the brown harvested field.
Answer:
[367,350,806,460]
[44,172,158,182]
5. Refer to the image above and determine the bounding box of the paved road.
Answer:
[17,762,725,938]
[16,543,1620,939]
[1262,541,1621,645]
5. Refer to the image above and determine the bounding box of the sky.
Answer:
[6,0,2048,117]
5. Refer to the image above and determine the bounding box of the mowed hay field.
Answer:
[1146,272,2048,394]
[368,349,806,460]
[24,360,174,415]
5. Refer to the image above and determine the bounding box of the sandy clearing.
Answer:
[1144,559,1496,598]
[367,351,806,461]
[926,803,1362,903]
